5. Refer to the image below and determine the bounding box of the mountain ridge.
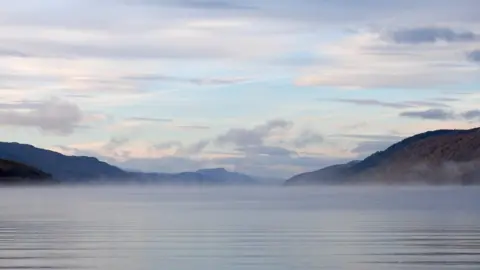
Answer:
[0,158,52,184]
[286,127,480,185]
[0,142,257,185]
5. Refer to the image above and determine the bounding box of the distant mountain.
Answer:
[131,168,257,185]
[0,142,257,184]
[286,161,360,185]
[0,142,127,181]
[195,168,257,185]
[286,127,480,186]
[0,159,52,184]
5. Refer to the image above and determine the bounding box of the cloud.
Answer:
[103,137,130,152]
[68,119,340,177]
[178,0,257,10]
[0,98,83,135]
[331,98,449,109]
[399,109,456,120]
[175,139,210,155]
[432,97,460,102]
[462,110,480,120]
[386,27,478,44]
[0,20,289,61]
[125,0,256,10]
[215,119,293,147]
[332,98,411,108]
[331,132,403,157]
[124,74,251,86]
[398,109,480,122]
[237,145,296,157]
[296,31,480,89]
[292,130,324,148]
[467,50,480,62]
[176,125,211,130]
[5,0,480,31]
[334,134,404,141]
[0,100,43,110]
[128,117,173,123]
[352,140,397,157]
[152,141,183,150]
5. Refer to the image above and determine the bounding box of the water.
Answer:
[0,186,479,270]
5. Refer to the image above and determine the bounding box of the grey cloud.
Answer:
[176,125,211,130]
[153,141,183,150]
[187,77,250,86]
[125,0,256,10]
[0,1,477,63]
[128,117,173,123]
[331,98,449,109]
[124,74,250,86]
[462,110,480,120]
[103,137,130,152]
[397,108,480,122]
[432,97,459,102]
[271,54,327,67]
[404,101,451,108]
[170,0,480,25]
[293,130,324,148]
[63,141,346,178]
[179,0,256,10]
[1,40,230,60]
[175,139,210,155]
[467,50,480,63]
[237,146,296,157]
[387,27,478,44]
[0,48,30,57]
[59,139,132,160]
[0,100,43,110]
[64,94,95,99]
[0,98,83,135]
[399,109,455,120]
[1,0,480,32]
[152,139,210,155]
[333,98,411,108]
[216,119,293,147]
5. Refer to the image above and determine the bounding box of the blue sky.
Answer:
[0,0,479,178]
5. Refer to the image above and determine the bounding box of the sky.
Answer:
[0,0,479,178]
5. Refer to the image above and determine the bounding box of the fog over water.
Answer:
[0,186,479,269]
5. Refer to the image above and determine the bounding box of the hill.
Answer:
[0,159,52,184]
[286,127,480,185]
[0,142,257,184]
[129,168,257,185]
[0,142,127,181]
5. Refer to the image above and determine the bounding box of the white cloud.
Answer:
[297,30,480,89]
[0,98,83,135]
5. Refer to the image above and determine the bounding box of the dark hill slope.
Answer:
[0,142,127,180]
[0,159,52,184]
[286,128,480,185]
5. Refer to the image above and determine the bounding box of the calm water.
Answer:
[0,186,479,270]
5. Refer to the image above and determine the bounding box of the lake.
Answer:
[0,186,479,269]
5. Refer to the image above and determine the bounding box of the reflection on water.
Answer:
[0,186,478,270]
